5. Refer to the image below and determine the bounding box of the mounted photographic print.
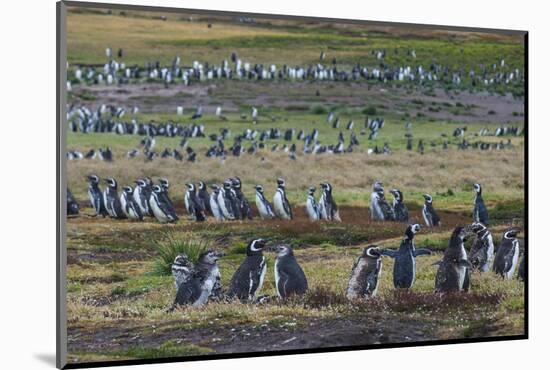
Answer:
[56,1,527,368]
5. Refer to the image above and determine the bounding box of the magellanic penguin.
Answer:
[493,229,520,279]
[346,246,383,299]
[149,185,179,223]
[217,181,236,220]
[120,186,144,221]
[158,178,176,216]
[171,253,194,289]
[382,224,431,289]
[274,245,308,298]
[185,183,206,222]
[103,178,126,219]
[422,194,441,227]
[435,226,472,293]
[319,183,341,222]
[87,175,108,217]
[67,188,79,216]
[255,185,276,219]
[370,182,394,221]
[390,189,409,222]
[473,183,489,226]
[232,177,252,220]
[228,239,268,301]
[197,181,212,215]
[133,179,151,217]
[209,185,225,221]
[305,186,320,221]
[173,250,224,307]
[468,222,494,272]
[273,178,293,220]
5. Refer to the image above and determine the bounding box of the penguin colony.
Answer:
[167,219,523,308]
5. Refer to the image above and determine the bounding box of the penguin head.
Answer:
[144,177,153,186]
[87,174,100,184]
[198,181,206,190]
[247,239,267,255]
[363,245,382,259]
[255,184,264,193]
[210,184,220,193]
[277,178,286,188]
[308,186,316,195]
[470,222,487,235]
[473,183,482,194]
[451,226,470,243]
[186,183,195,192]
[173,253,192,268]
[105,177,117,188]
[135,179,146,188]
[405,224,421,240]
[198,250,224,265]
[504,229,520,240]
[274,245,292,257]
[390,189,402,202]
[122,186,133,194]
[422,194,433,203]
[232,177,242,189]
[373,181,384,192]
[223,180,232,189]
[159,178,169,190]
[152,185,163,194]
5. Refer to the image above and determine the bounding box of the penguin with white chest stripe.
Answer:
[274,245,308,298]
[87,175,108,217]
[185,183,206,222]
[228,239,268,301]
[103,178,126,219]
[171,254,194,289]
[273,178,293,220]
[305,186,320,221]
[370,182,394,221]
[133,179,151,217]
[347,246,383,299]
[173,250,224,307]
[319,183,341,221]
[493,229,520,279]
[149,185,178,223]
[382,224,431,289]
[255,185,275,219]
[390,189,409,222]
[209,185,225,221]
[435,226,472,292]
[120,186,143,221]
[196,181,211,215]
[217,181,236,220]
[422,194,441,227]
[473,183,489,225]
[468,222,494,272]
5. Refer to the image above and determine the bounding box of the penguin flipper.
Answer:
[381,249,397,258]
[413,248,432,257]
[174,281,199,306]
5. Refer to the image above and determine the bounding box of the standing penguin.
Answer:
[346,246,383,299]
[273,178,293,220]
[185,183,206,222]
[390,189,409,222]
[255,185,276,219]
[87,174,108,217]
[171,254,194,289]
[370,182,394,221]
[274,245,308,298]
[493,229,520,279]
[382,224,431,289]
[422,194,441,227]
[217,181,236,220]
[196,181,212,215]
[67,188,79,216]
[473,183,489,225]
[133,179,151,217]
[173,250,224,307]
[468,222,494,272]
[435,226,472,292]
[228,239,268,301]
[305,186,320,221]
[209,185,225,221]
[103,178,126,219]
[320,183,341,222]
[120,186,144,221]
[232,177,252,220]
[149,185,179,223]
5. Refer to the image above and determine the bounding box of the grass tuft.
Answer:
[152,233,211,276]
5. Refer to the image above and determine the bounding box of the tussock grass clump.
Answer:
[301,286,348,309]
[152,233,211,276]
